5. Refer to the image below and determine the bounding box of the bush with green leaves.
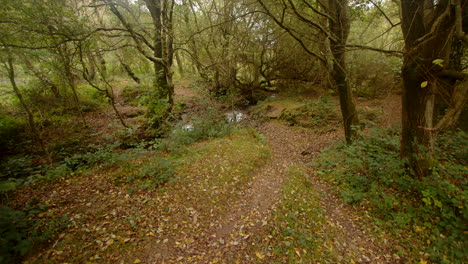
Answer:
[132,158,176,189]
[59,142,138,172]
[314,128,467,263]
[279,96,340,129]
[0,155,37,198]
[121,85,147,106]
[155,108,233,152]
[0,113,23,153]
[0,204,67,264]
[0,155,35,179]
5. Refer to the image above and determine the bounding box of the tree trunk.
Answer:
[400,58,436,177]
[328,0,359,143]
[175,51,184,77]
[164,0,175,107]
[57,45,88,127]
[5,56,51,163]
[119,57,141,84]
[400,0,462,177]
[22,55,61,98]
[143,0,174,125]
[144,0,169,97]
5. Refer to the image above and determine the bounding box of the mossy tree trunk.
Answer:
[328,0,359,143]
[400,0,466,177]
[144,0,173,107]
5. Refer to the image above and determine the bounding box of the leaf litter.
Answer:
[18,103,404,263]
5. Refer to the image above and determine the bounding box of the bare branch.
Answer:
[104,0,165,65]
[346,44,403,56]
[286,0,337,42]
[369,0,396,26]
[301,0,335,22]
[256,0,327,65]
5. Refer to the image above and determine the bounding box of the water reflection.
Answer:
[226,111,245,123]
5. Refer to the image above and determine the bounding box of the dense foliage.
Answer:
[314,128,467,263]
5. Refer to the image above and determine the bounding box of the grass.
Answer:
[254,165,338,263]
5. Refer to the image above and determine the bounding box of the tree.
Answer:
[400,0,467,177]
[328,0,359,143]
[0,48,51,162]
[257,0,359,142]
[104,0,175,128]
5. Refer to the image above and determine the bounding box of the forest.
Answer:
[0,0,466,263]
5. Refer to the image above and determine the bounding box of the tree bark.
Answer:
[56,44,88,128]
[328,0,359,143]
[400,0,464,177]
[108,0,174,128]
[143,0,170,96]
[143,0,174,125]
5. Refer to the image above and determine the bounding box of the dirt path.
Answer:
[19,87,403,263]
[132,120,400,263]
[197,121,342,262]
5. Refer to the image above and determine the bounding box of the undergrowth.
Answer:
[146,106,234,152]
[279,96,340,130]
[0,107,239,262]
[313,128,467,263]
[0,204,68,264]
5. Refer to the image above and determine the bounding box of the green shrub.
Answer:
[50,137,84,160]
[0,155,35,180]
[0,204,67,264]
[279,96,340,129]
[0,114,23,152]
[25,143,138,184]
[121,85,146,106]
[154,108,233,152]
[314,128,467,263]
[134,158,176,189]
[60,142,130,171]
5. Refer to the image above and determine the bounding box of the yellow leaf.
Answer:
[420,260,428,264]
[255,252,264,260]
[421,81,428,88]
[134,259,142,264]
[432,59,444,66]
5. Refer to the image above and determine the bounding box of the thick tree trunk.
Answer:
[328,0,359,143]
[400,0,464,177]
[143,0,174,124]
[144,0,169,96]
[401,58,436,176]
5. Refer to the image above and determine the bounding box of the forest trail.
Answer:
[129,119,401,263]
[19,86,403,263]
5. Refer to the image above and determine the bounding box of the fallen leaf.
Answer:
[256,252,264,260]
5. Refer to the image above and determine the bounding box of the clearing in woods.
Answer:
[19,85,404,263]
